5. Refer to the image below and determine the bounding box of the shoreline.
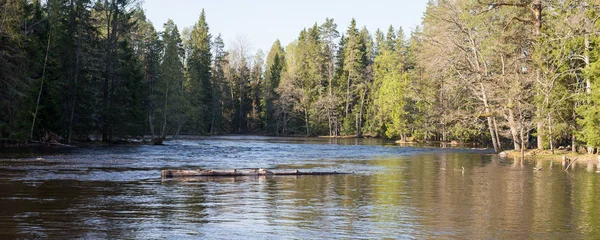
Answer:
[1,134,490,149]
[501,149,600,165]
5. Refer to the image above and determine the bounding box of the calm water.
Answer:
[1,136,599,239]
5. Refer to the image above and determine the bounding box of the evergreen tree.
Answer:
[155,19,186,139]
[0,0,28,140]
[248,50,265,131]
[210,34,229,134]
[341,19,368,136]
[186,9,212,134]
[369,26,409,139]
[130,9,162,138]
[262,40,285,134]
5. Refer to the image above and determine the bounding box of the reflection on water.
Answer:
[0,136,598,239]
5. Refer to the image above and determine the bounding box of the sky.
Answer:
[143,0,428,55]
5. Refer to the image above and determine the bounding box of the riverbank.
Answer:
[318,134,380,139]
[0,138,147,148]
[501,149,600,165]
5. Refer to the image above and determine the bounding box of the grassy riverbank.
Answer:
[501,149,600,164]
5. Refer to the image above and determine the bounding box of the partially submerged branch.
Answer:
[161,168,352,178]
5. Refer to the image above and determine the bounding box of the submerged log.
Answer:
[29,140,75,147]
[161,168,351,178]
[152,137,164,145]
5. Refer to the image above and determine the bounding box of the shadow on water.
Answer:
[0,136,598,238]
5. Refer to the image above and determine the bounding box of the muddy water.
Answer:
[0,136,599,239]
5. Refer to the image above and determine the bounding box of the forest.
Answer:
[1,0,600,154]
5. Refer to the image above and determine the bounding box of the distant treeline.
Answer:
[2,0,600,153]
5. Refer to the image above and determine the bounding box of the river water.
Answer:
[0,136,599,239]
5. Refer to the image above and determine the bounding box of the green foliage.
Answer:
[0,0,30,139]
[370,29,407,138]
[261,40,285,134]
[153,19,186,137]
[185,10,212,134]
[3,1,600,150]
[577,58,600,148]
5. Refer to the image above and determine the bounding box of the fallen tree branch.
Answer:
[564,157,579,171]
[162,168,352,178]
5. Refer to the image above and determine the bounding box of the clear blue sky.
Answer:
[143,0,427,54]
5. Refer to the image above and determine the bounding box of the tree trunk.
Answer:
[30,31,51,141]
[355,113,360,137]
[173,122,182,139]
[68,27,81,144]
[548,114,554,154]
[480,83,498,153]
[486,115,498,152]
[520,122,526,159]
[585,36,591,94]
[584,36,592,154]
[537,121,544,150]
[239,86,244,133]
[275,112,280,136]
[305,107,310,136]
[149,115,155,139]
[328,54,334,137]
[533,0,542,35]
[161,81,169,138]
[328,108,332,137]
[493,116,501,150]
[148,59,156,139]
[571,134,576,152]
[102,3,117,142]
[283,111,287,136]
[345,74,351,117]
[442,126,447,142]
[507,107,520,151]
[535,9,544,150]
[357,89,366,138]
[526,130,530,149]
[210,103,216,135]
[548,115,554,154]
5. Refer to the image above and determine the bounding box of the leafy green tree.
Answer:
[578,60,600,148]
[370,26,408,139]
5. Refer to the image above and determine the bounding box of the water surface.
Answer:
[1,136,598,239]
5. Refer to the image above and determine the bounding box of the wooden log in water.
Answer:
[161,168,351,178]
[29,140,75,147]
[272,170,350,176]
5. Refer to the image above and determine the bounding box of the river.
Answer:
[0,136,599,239]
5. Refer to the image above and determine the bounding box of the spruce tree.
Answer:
[186,9,212,134]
